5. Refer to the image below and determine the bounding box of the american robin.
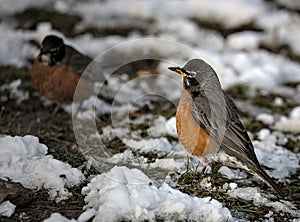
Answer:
[30,35,105,114]
[169,59,284,197]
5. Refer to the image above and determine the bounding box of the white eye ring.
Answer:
[186,70,196,78]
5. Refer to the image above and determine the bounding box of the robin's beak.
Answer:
[168,67,188,77]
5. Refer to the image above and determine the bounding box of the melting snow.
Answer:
[254,129,299,179]
[0,79,29,104]
[123,137,173,156]
[82,166,233,222]
[0,201,16,217]
[228,187,299,216]
[0,135,85,202]
[256,113,275,125]
[43,212,76,222]
[274,106,300,133]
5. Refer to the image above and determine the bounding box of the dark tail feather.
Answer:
[250,165,285,198]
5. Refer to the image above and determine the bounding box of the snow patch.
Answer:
[166,116,178,138]
[82,166,233,222]
[0,201,16,217]
[147,116,167,138]
[0,79,29,104]
[149,158,185,171]
[226,31,262,50]
[187,0,265,29]
[254,129,299,179]
[123,137,173,156]
[218,166,247,180]
[44,212,76,222]
[0,135,85,202]
[228,187,299,216]
[256,113,275,125]
[274,106,300,133]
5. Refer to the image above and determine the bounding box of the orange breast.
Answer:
[176,90,215,156]
[30,59,93,103]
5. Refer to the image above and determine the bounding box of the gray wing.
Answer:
[64,45,106,83]
[191,92,260,165]
[192,93,285,196]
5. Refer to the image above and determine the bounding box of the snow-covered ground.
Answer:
[0,0,300,221]
[0,136,85,202]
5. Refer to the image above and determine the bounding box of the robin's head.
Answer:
[168,59,221,93]
[38,35,65,66]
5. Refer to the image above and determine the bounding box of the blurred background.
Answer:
[1,0,299,141]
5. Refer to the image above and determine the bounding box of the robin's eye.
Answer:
[186,70,196,78]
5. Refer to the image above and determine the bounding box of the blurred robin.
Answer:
[169,59,284,197]
[30,35,106,114]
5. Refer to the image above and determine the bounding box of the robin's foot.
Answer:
[199,162,224,187]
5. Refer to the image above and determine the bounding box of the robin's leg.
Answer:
[200,161,221,175]
[211,161,223,175]
[199,161,223,186]
[52,103,62,116]
[210,161,223,184]
[183,155,192,173]
[201,164,208,175]
[73,101,83,118]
